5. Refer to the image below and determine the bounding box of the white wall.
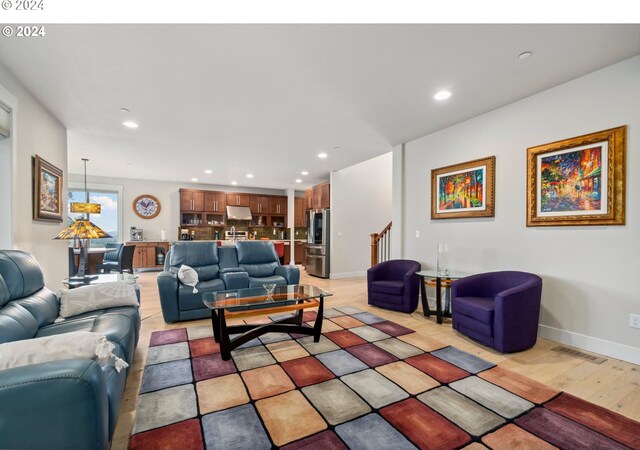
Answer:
[331,152,393,278]
[0,109,12,249]
[402,56,640,363]
[391,144,404,259]
[0,62,68,287]
[68,174,294,242]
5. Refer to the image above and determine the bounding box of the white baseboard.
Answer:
[538,324,640,365]
[330,271,367,279]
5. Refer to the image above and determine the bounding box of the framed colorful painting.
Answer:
[32,155,64,222]
[431,156,495,219]
[526,126,626,227]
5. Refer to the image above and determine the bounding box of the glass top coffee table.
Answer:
[202,284,332,360]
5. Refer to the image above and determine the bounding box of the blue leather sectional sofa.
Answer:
[157,240,300,323]
[0,250,141,450]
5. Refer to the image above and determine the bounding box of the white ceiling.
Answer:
[1,24,639,190]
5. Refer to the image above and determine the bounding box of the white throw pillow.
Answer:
[178,265,199,293]
[0,331,129,373]
[57,281,139,319]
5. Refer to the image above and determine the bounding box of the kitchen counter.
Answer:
[177,239,307,246]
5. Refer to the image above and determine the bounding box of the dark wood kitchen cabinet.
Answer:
[226,193,250,207]
[312,182,330,209]
[269,196,288,215]
[180,189,204,211]
[250,195,270,214]
[305,189,313,210]
[204,191,226,212]
[294,197,306,227]
[295,241,306,264]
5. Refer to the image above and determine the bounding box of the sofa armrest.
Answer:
[367,263,384,282]
[0,359,109,450]
[275,265,300,285]
[157,271,180,323]
[221,271,249,290]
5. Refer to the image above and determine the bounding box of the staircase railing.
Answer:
[370,222,392,267]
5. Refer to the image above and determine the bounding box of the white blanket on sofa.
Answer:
[56,281,139,319]
[0,331,129,373]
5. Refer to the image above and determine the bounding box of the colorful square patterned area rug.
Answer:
[128,307,640,450]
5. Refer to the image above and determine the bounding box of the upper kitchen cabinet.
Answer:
[204,191,226,212]
[312,182,330,209]
[250,195,270,214]
[305,189,313,210]
[294,197,306,227]
[180,189,204,211]
[226,193,250,207]
[269,196,288,215]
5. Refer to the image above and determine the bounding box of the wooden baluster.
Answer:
[370,233,379,266]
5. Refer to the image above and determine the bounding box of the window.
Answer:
[67,189,120,247]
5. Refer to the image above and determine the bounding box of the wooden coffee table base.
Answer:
[211,297,325,360]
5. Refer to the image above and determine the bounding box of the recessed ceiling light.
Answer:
[120,108,130,113]
[301,171,309,175]
[433,90,452,101]
[334,146,341,151]
[295,179,302,183]
[518,51,532,60]
[246,173,254,178]
[127,162,132,166]
[204,169,212,174]
[191,178,198,182]
[122,121,138,128]
[231,181,238,185]
[318,152,328,159]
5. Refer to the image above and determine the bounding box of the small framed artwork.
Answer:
[431,156,496,219]
[32,155,64,222]
[526,126,626,226]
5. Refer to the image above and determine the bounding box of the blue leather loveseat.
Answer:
[157,241,300,323]
[0,250,141,450]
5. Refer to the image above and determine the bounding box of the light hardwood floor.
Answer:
[111,269,640,449]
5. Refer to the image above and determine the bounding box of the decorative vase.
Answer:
[437,243,449,276]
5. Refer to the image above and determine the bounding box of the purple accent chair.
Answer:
[367,259,421,313]
[451,271,543,353]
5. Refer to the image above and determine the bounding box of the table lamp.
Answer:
[54,219,112,280]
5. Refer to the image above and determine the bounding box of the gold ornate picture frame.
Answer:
[526,126,626,227]
[32,155,64,222]
[431,156,496,219]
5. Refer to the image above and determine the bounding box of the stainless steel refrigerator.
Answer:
[305,209,330,278]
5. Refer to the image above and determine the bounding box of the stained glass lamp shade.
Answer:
[70,202,101,214]
[54,220,112,279]
[70,157,101,214]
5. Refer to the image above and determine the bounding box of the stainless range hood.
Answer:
[226,205,252,220]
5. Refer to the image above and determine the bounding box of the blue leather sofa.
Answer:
[157,241,300,323]
[0,250,141,450]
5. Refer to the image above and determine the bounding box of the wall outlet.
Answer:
[337,231,343,237]
[630,313,640,329]
[415,230,420,238]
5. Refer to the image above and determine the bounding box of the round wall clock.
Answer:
[133,194,161,219]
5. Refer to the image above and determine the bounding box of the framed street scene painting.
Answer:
[526,126,626,226]
[431,156,496,219]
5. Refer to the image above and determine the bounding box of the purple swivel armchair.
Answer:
[367,259,421,313]
[451,271,543,353]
